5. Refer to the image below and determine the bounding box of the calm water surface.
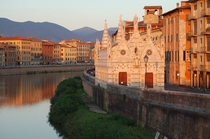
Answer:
[0,72,82,139]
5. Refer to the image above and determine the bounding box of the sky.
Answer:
[0,0,182,31]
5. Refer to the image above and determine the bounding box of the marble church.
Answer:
[94,8,165,90]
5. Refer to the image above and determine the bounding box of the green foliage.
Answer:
[26,71,36,75]
[48,77,154,139]
[49,77,84,123]
[110,113,136,126]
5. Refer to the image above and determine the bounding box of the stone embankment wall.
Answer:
[0,65,88,76]
[81,71,210,139]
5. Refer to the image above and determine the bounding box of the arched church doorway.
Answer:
[145,72,153,88]
[119,72,127,86]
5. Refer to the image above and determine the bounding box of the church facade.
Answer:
[94,14,165,90]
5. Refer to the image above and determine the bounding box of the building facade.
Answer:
[163,2,191,86]
[188,0,210,89]
[60,39,95,63]
[60,44,77,64]
[0,36,31,66]
[95,13,165,90]
[42,41,55,64]
[0,45,5,67]
[30,38,42,65]
[4,45,16,66]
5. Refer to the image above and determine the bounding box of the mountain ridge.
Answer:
[0,18,117,42]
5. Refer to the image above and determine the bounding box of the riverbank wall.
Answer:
[81,71,210,139]
[0,65,92,76]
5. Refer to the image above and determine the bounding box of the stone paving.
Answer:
[81,93,107,114]
[164,83,210,94]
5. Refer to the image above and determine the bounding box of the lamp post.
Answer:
[85,61,87,71]
[177,73,180,85]
[89,56,91,69]
[144,55,149,88]
[155,62,158,87]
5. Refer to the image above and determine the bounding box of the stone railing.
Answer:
[81,70,95,85]
[143,89,210,110]
[106,83,143,101]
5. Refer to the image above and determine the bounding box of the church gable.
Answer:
[95,12,165,90]
[111,40,133,62]
[141,38,161,62]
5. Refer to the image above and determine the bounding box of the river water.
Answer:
[0,72,82,139]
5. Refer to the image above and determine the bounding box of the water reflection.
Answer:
[0,72,81,107]
[0,72,82,139]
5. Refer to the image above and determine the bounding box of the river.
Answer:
[0,72,82,139]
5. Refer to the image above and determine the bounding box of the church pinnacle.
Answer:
[101,20,109,48]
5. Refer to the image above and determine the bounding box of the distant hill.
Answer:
[0,18,117,42]
[79,28,117,42]
[72,27,98,36]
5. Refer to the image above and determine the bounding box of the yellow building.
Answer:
[0,36,31,65]
[162,2,191,86]
[60,44,77,64]
[30,38,42,65]
[60,39,95,63]
[53,42,61,63]
[188,0,210,90]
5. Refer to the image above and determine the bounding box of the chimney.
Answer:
[176,3,179,8]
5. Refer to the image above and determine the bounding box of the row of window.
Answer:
[61,49,77,51]
[61,58,76,61]
[165,50,190,62]
[164,34,179,43]
[17,56,30,61]
[31,48,42,51]
[61,53,77,56]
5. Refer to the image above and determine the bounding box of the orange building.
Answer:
[3,45,16,66]
[0,46,4,66]
[0,44,16,66]
[42,40,61,64]
[162,2,191,86]
[187,0,210,90]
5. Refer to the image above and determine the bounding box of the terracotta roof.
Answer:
[0,36,41,42]
[30,37,42,42]
[187,0,197,2]
[0,36,30,41]
[42,40,59,45]
[162,5,190,16]
[125,20,163,27]
[144,6,162,9]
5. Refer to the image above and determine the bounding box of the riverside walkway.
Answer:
[165,83,210,94]
[81,93,107,114]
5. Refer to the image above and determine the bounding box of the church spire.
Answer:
[133,14,139,33]
[101,20,109,48]
[147,21,152,40]
[116,15,123,43]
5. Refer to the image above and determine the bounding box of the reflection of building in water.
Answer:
[0,78,6,97]
[42,77,58,99]
[0,72,81,107]
[0,74,57,106]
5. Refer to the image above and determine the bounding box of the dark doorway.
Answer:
[145,72,153,88]
[119,72,127,86]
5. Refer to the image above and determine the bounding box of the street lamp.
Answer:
[85,61,87,71]
[144,55,149,88]
[155,62,158,87]
[177,73,180,85]
[89,56,91,69]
